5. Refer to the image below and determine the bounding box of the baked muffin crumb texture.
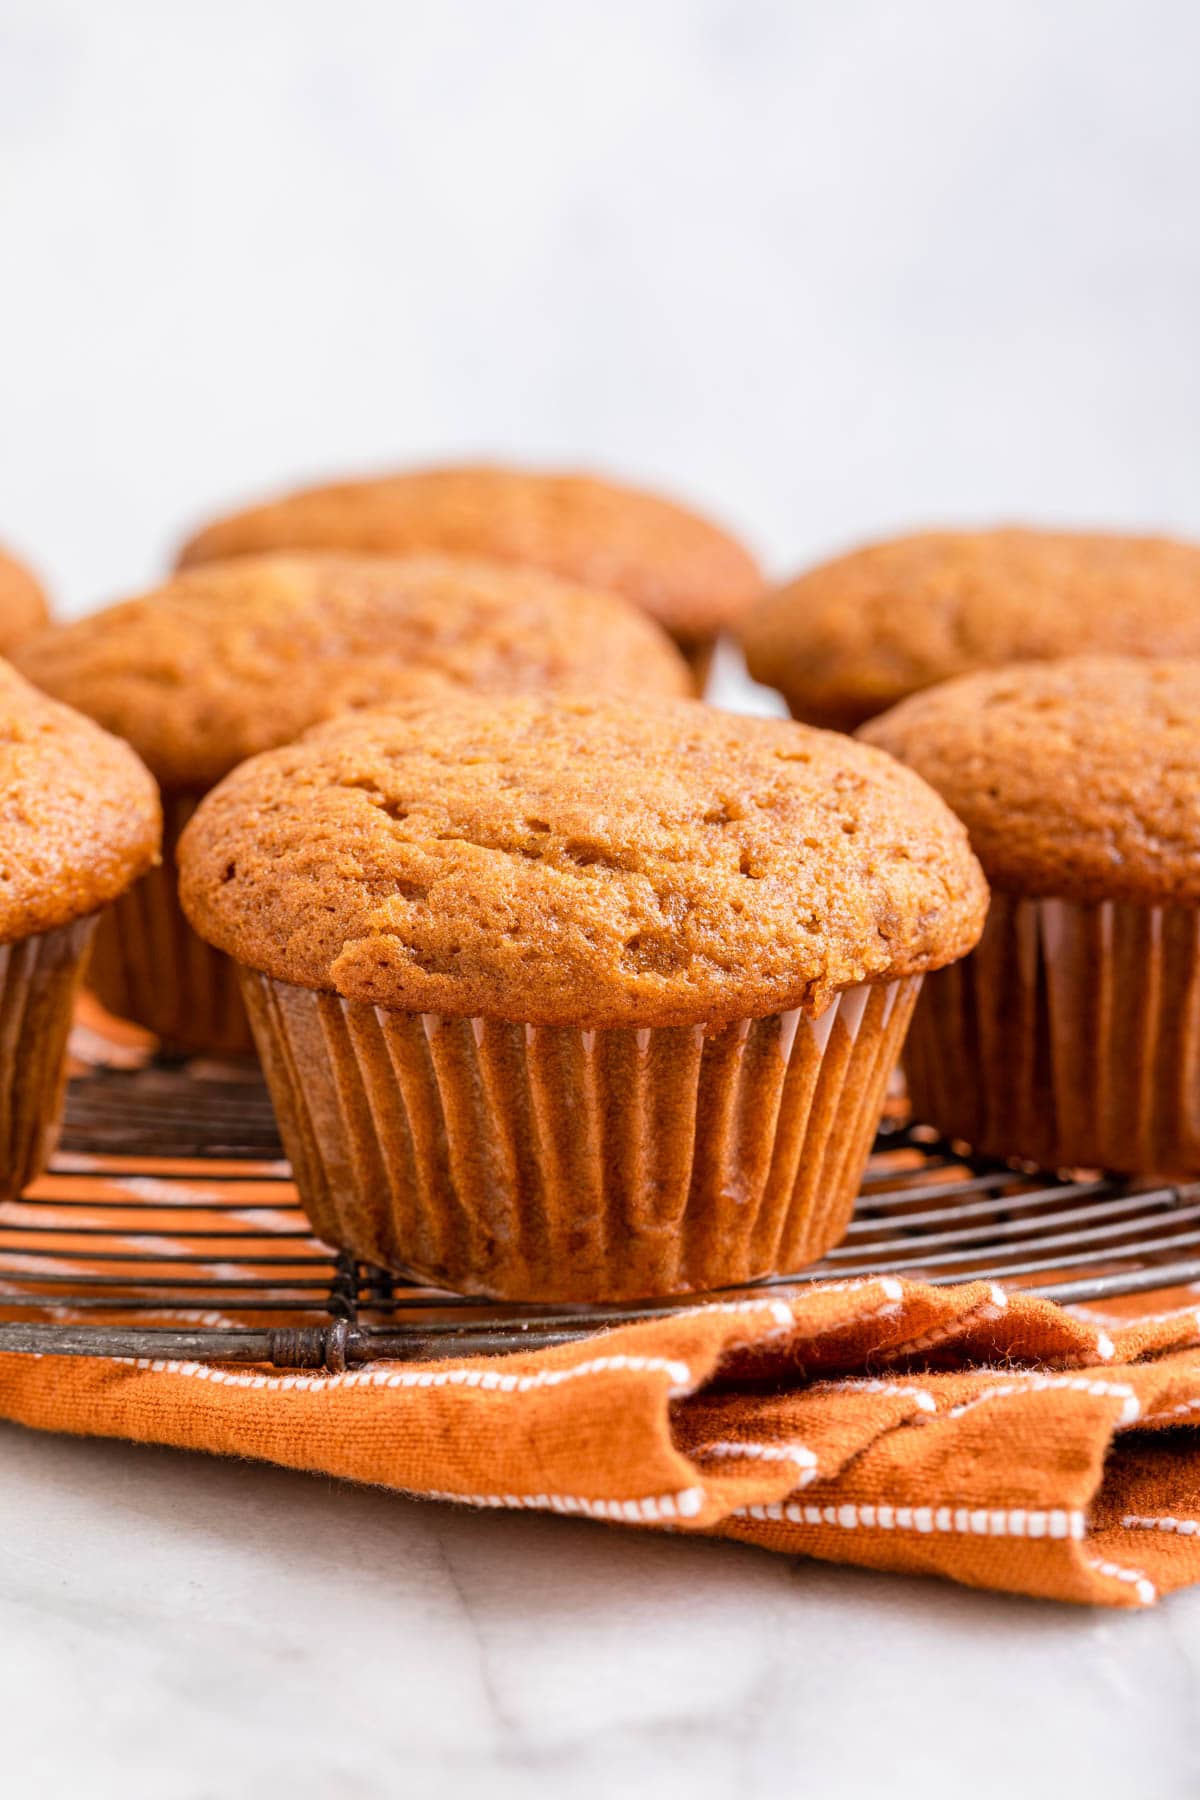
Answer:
[180,692,987,1028]
[744,528,1200,727]
[0,661,160,942]
[176,464,762,645]
[863,654,1200,903]
[13,552,692,790]
[0,544,50,652]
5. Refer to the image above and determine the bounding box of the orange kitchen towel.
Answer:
[4,1273,1200,1608]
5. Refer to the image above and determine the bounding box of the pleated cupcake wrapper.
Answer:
[240,970,920,1302]
[0,914,97,1201]
[905,893,1200,1172]
[87,792,256,1058]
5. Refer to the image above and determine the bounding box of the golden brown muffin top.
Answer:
[743,528,1200,729]
[862,656,1200,904]
[179,692,987,1028]
[0,545,50,653]
[0,661,160,943]
[175,464,762,645]
[14,552,691,792]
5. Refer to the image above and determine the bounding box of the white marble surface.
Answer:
[1,1419,1198,1799]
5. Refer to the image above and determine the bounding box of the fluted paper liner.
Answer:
[0,915,97,1201]
[241,971,920,1301]
[87,792,255,1058]
[905,893,1200,1172]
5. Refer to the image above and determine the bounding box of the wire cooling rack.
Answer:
[1,1057,1198,1371]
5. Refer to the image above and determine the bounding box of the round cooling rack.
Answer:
[0,1056,1196,1370]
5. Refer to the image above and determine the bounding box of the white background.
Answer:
[2,5,1200,1795]
[2,0,1200,616]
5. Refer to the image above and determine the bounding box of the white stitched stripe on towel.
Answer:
[424,1486,705,1522]
[731,1501,1087,1539]
[121,1352,696,1398]
[1121,1514,1200,1537]
[1086,1557,1156,1605]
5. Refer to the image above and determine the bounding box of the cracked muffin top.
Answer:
[0,545,50,653]
[175,464,762,648]
[862,656,1200,904]
[742,528,1200,729]
[178,692,987,1028]
[0,661,159,942]
[13,552,691,792]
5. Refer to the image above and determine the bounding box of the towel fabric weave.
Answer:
[5,1237,1200,1607]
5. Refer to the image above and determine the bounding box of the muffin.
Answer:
[14,553,690,1057]
[863,656,1200,1172]
[0,662,158,1197]
[743,527,1200,730]
[176,463,762,682]
[178,692,986,1301]
[0,544,50,652]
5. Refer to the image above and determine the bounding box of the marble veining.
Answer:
[2,1423,1199,1798]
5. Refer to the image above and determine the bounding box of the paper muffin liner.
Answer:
[0,914,97,1202]
[904,893,1200,1172]
[86,792,255,1058]
[239,969,920,1301]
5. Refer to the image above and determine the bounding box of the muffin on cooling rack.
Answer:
[175,462,762,684]
[0,662,158,1199]
[864,655,1200,1172]
[14,552,690,1058]
[742,527,1200,730]
[177,691,986,1301]
[0,543,50,652]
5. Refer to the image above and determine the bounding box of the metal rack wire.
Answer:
[1,1058,1197,1370]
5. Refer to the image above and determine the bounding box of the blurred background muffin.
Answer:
[864,654,1200,1172]
[743,528,1200,729]
[0,662,158,1198]
[15,551,690,1055]
[0,544,50,653]
[178,690,986,1300]
[176,464,762,686]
